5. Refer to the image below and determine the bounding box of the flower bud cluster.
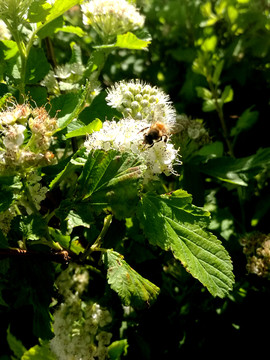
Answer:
[240,232,270,278]
[171,115,211,160]
[106,79,176,128]
[84,80,181,182]
[50,264,114,360]
[81,0,145,41]
[0,102,57,174]
[41,63,87,94]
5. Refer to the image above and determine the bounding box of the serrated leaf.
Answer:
[78,150,144,218]
[103,250,160,308]
[137,190,234,298]
[79,150,143,198]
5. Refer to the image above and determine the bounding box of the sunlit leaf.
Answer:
[137,190,234,298]
[65,118,102,139]
[115,32,151,50]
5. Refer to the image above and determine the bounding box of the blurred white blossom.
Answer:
[81,0,145,41]
[50,264,113,360]
[0,19,11,39]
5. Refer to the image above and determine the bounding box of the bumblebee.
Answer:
[142,121,169,148]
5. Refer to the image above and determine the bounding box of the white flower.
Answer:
[0,19,11,39]
[106,79,176,129]
[81,0,145,41]
[2,124,26,149]
[84,118,181,181]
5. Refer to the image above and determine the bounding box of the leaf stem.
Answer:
[81,214,113,261]
[208,80,234,157]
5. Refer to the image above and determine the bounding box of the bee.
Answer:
[142,121,169,148]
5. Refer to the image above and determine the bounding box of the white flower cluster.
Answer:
[81,0,145,41]
[84,80,181,182]
[50,264,113,360]
[0,102,57,173]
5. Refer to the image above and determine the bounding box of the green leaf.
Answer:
[115,32,151,50]
[103,250,160,308]
[49,227,84,255]
[7,327,27,359]
[28,0,52,23]
[230,107,258,137]
[108,339,129,360]
[50,93,80,130]
[19,215,48,241]
[137,190,234,298]
[79,150,143,198]
[95,32,151,50]
[201,147,270,185]
[36,16,64,39]
[78,150,144,218]
[25,48,50,84]
[212,60,224,85]
[195,86,212,100]
[0,40,19,60]
[55,25,86,37]
[22,342,56,360]
[202,98,216,112]
[221,85,234,104]
[36,0,83,35]
[201,35,217,52]
[65,118,102,139]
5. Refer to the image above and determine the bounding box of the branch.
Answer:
[0,248,72,265]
